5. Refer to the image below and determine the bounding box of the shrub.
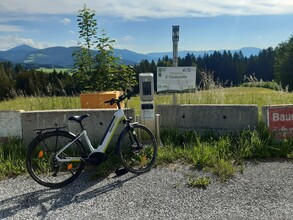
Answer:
[242,74,282,91]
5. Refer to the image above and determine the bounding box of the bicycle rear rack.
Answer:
[34,126,68,135]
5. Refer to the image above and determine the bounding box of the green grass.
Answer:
[1,87,293,113]
[36,68,75,74]
[158,124,293,182]
[154,87,293,105]
[187,176,211,189]
[0,96,80,111]
[0,138,26,179]
[126,87,293,116]
[1,86,293,182]
[154,87,293,117]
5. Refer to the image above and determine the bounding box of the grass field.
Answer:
[0,96,80,111]
[36,68,75,73]
[1,87,293,115]
[155,87,293,106]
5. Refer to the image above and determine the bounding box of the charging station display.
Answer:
[142,82,152,96]
[139,73,154,102]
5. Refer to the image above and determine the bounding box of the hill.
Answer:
[0,45,261,68]
[0,45,38,63]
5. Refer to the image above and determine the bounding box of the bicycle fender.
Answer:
[26,130,81,150]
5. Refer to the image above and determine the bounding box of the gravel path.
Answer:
[0,160,293,220]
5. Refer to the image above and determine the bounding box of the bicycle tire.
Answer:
[26,130,86,188]
[117,123,157,174]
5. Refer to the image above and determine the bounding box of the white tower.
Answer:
[172,25,179,67]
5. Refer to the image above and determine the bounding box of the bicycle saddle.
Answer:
[68,114,89,123]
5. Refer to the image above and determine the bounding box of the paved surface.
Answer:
[0,160,293,220]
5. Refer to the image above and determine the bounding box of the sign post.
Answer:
[157,67,196,93]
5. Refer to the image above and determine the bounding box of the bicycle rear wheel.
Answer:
[26,131,86,188]
[117,124,157,174]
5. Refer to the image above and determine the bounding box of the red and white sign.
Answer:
[268,106,293,139]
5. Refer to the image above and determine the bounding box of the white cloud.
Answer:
[0,35,51,50]
[63,40,78,48]
[61,18,71,25]
[0,24,23,32]
[120,35,133,43]
[0,0,293,20]
[114,35,135,50]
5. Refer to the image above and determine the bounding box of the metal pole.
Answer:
[172,25,179,105]
[155,114,160,146]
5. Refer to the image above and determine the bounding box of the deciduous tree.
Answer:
[73,4,137,92]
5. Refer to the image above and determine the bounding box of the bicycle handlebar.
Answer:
[104,90,135,106]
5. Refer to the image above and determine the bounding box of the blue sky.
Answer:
[0,0,293,53]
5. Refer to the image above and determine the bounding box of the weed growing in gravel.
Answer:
[187,176,211,189]
[204,159,236,182]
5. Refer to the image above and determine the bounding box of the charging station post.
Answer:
[139,73,160,143]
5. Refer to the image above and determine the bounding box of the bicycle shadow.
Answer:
[0,170,138,219]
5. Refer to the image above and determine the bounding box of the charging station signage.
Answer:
[267,106,293,139]
[157,67,196,92]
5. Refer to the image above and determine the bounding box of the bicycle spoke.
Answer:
[26,131,85,188]
[118,124,157,174]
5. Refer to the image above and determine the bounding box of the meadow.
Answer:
[1,87,293,114]
[1,87,293,186]
[36,67,75,74]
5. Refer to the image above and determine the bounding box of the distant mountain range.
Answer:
[0,45,261,68]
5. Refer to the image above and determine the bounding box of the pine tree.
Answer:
[274,36,293,90]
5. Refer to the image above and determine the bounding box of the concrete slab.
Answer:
[157,104,258,134]
[0,110,23,139]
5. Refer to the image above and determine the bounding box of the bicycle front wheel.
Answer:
[26,131,86,188]
[117,124,157,174]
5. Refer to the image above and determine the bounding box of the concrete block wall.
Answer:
[0,105,259,145]
[0,109,135,145]
[21,109,135,145]
[156,104,259,133]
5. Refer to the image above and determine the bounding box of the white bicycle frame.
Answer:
[56,109,127,163]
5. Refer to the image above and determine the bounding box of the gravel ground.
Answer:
[0,159,293,220]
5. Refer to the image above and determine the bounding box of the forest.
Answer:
[134,47,274,88]
[0,35,292,101]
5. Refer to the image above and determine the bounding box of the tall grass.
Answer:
[151,87,293,117]
[0,138,26,179]
[1,87,293,113]
[155,87,293,107]
[0,96,80,111]
[158,123,293,182]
